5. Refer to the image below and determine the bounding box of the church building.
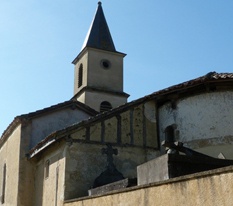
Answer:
[1,2,233,206]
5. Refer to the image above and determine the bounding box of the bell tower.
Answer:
[72,2,129,112]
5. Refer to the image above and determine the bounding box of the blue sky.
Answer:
[0,0,233,135]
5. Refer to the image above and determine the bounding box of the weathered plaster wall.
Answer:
[74,49,124,95]
[64,142,158,200]
[0,107,88,206]
[64,166,233,206]
[104,117,118,143]
[84,91,127,112]
[34,142,66,206]
[0,125,21,206]
[74,48,128,110]
[159,91,233,156]
[18,123,35,206]
[30,108,90,149]
[121,111,131,144]
[74,52,88,95]
[144,101,157,148]
[133,105,144,146]
[63,101,159,199]
[11,99,158,204]
[87,49,124,92]
[72,101,158,148]
[90,122,102,142]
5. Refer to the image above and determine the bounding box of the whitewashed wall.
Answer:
[158,91,233,151]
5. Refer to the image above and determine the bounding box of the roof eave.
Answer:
[72,47,126,65]
[27,72,233,158]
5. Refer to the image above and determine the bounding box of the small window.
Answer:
[165,125,175,143]
[1,163,6,204]
[45,160,50,179]
[100,101,112,112]
[78,64,83,88]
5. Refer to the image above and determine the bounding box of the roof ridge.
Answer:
[18,100,96,119]
[22,71,233,157]
[1,100,98,142]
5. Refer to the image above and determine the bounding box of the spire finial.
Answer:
[80,0,116,52]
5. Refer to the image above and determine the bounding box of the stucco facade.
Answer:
[0,125,21,206]
[72,2,129,112]
[30,108,92,149]
[25,73,233,204]
[0,101,96,206]
[64,142,155,200]
[23,99,159,205]
[159,91,233,158]
[64,166,233,206]
[33,142,67,206]
[1,73,233,206]
[73,48,129,112]
[74,49,125,94]
[1,2,233,205]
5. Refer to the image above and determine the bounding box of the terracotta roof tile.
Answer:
[26,72,233,157]
[0,100,98,147]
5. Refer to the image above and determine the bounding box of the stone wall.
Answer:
[64,166,233,206]
[64,142,159,200]
[63,100,159,199]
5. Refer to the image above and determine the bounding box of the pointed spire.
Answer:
[81,2,116,52]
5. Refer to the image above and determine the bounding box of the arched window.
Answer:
[100,101,112,112]
[45,160,50,179]
[78,64,83,88]
[165,125,175,143]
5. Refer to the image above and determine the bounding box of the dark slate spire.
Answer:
[81,2,116,52]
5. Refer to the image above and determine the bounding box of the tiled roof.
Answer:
[0,100,98,147]
[28,72,233,158]
[18,100,98,120]
[151,72,233,95]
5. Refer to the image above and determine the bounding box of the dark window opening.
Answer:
[100,101,112,112]
[165,125,175,143]
[102,61,109,68]
[78,64,83,88]
[45,160,50,179]
[1,163,6,204]
[100,59,111,69]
